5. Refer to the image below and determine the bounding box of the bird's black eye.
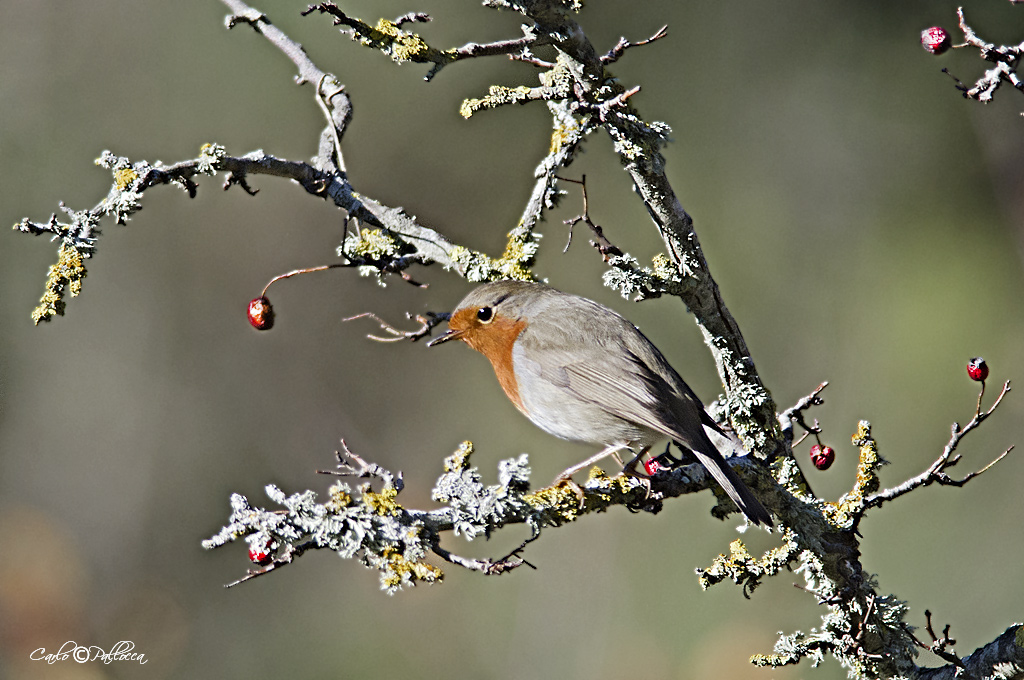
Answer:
[476,306,494,323]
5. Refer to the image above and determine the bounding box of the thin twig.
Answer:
[317,440,404,492]
[431,530,540,576]
[602,25,668,64]
[260,263,349,297]
[778,382,829,446]
[342,311,449,343]
[558,175,623,259]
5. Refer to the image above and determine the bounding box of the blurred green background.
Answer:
[1,1,1022,678]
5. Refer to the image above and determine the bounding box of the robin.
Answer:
[428,280,773,527]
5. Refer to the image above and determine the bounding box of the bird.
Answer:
[427,280,773,527]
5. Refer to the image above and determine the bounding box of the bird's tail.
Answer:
[682,440,773,527]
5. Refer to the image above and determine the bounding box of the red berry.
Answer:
[248,538,274,565]
[810,444,835,471]
[967,357,988,382]
[921,27,952,55]
[247,296,274,330]
[644,458,663,475]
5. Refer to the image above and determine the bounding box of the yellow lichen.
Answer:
[363,485,402,516]
[446,227,537,281]
[825,421,884,526]
[32,242,87,324]
[460,85,534,119]
[650,253,675,279]
[697,530,800,592]
[374,18,433,62]
[381,546,443,587]
[325,484,354,512]
[444,441,475,472]
[114,167,138,191]
[496,235,536,281]
[524,480,586,520]
[750,653,795,668]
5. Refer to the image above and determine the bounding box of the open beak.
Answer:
[427,327,465,347]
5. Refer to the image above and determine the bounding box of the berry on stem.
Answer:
[644,458,663,476]
[967,357,988,382]
[247,296,274,330]
[921,27,952,55]
[810,444,835,471]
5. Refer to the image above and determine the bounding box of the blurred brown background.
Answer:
[1,1,1022,678]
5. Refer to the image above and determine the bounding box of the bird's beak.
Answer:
[427,328,465,347]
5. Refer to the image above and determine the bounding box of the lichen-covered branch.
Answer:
[733,383,1016,678]
[302,2,547,82]
[938,7,1024,108]
[916,625,1024,680]
[203,441,770,592]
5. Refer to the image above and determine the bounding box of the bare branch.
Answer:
[602,25,668,64]
[866,381,1013,508]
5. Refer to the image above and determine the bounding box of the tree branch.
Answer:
[12,1,1022,677]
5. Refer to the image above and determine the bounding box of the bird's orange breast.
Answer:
[451,309,528,413]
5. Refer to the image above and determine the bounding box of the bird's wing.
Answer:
[559,349,707,447]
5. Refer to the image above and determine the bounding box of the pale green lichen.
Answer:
[348,227,401,259]
[342,227,407,284]
[447,245,501,281]
[324,483,354,512]
[94,152,149,224]
[602,251,693,301]
[197,142,226,174]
